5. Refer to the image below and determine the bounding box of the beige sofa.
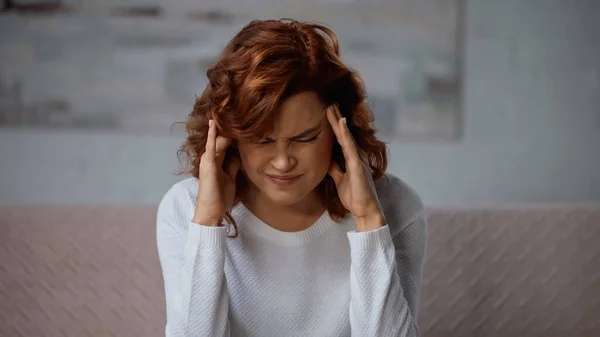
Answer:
[1,204,599,337]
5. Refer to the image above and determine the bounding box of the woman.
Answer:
[157,19,427,337]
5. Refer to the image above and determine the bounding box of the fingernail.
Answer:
[209,119,213,127]
[342,118,347,127]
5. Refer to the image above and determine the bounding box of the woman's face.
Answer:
[237,91,334,207]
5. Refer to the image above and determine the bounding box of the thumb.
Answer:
[327,160,343,185]
[225,155,241,180]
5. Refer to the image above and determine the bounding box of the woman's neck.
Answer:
[243,188,326,233]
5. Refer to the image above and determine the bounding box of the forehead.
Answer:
[269,91,326,137]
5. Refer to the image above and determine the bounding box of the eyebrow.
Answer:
[264,125,323,141]
[289,125,323,140]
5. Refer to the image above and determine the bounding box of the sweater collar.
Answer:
[231,203,343,246]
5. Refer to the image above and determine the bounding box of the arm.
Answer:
[324,107,427,335]
[347,215,427,337]
[156,186,230,337]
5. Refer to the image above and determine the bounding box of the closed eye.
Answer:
[256,128,322,145]
[294,134,319,143]
[257,139,274,145]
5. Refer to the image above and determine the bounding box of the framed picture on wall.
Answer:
[297,0,465,141]
[0,0,464,140]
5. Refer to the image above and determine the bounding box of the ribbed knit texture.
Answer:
[156,174,427,337]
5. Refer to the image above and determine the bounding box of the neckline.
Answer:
[232,202,339,246]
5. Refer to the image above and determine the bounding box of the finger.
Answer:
[326,106,344,149]
[327,105,363,167]
[216,136,231,154]
[332,103,343,120]
[327,160,343,185]
[345,124,368,165]
[225,155,241,180]
[327,106,356,165]
[205,119,217,162]
[215,136,232,165]
[337,116,362,167]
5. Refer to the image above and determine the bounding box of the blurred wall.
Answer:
[1,0,599,205]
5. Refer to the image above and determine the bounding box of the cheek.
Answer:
[238,146,266,172]
[301,135,333,168]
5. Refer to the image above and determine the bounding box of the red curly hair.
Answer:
[177,19,388,235]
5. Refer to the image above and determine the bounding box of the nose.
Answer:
[270,143,297,172]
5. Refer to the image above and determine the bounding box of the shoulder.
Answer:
[158,176,199,212]
[374,173,426,237]
[156,177,199,231]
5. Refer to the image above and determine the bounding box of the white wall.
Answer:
[1,0,599,205]
[395,0,600,204]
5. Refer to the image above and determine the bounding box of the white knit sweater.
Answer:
[156,173,427,337]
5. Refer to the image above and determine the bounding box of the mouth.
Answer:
[265,174,303,186]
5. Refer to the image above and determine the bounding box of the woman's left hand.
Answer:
[326,105,386,232]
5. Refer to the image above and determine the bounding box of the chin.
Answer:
[263,188,309,206]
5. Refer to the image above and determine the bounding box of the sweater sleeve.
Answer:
[156,184,230,337]
[346,214,427,337]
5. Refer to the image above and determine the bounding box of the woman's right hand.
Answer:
[193,119,241,226]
